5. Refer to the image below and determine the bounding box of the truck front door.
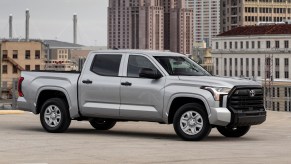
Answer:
[120,54,166,121]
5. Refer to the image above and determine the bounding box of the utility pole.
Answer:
[9,14,13,39]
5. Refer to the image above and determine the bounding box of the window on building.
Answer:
[266,41,271,48]
[285,71,289,78]
[25,50,31,59]
[12,66,17,74]
[258,58,261,77]
[2,50,8,60]
[229,42,232,49]
[91,54,122,76]
[277,102,280,111]
[215,42,219,49]
[224,42,227,49]
[282,40,288,49]
[35,65,40,71]
[285,58,289,66]
[2,65,7,74]
[35,50,40,59]
[25,65,30,71]
[246,41,249,49]
[13,50,18,59]
[240,41,243,49]
[235,42,238,49]
[275,58,280,66]
[252,41,255,49]
[275,40,280,48]
[258,41,261,49]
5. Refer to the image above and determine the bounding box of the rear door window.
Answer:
[91,54,122,76]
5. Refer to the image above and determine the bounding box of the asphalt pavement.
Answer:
[0,111,290,164]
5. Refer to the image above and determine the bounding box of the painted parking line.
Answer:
[0,110,25,115]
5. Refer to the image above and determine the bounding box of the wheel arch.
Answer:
[166,94,211,124]
[35,87,71,115]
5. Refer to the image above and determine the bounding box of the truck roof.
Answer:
[89,49,185,57]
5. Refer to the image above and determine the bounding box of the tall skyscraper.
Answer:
[220,0,291,33]
[186,0,220,47]
[108,0,193,54]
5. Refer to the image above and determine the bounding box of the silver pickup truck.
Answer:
[17,50,266,141]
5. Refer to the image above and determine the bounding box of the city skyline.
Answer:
[108,0,193,54]
[0,0,108,46]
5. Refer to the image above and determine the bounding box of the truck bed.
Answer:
[18,71,81,118]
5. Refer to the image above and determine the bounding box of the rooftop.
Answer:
[43,40,83,48]
[218,24,291,37]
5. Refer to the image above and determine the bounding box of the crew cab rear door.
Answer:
[78,53,124,117]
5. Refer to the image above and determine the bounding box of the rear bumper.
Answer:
[17,97,36,113]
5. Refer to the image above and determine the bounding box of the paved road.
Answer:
[0,111,290,164]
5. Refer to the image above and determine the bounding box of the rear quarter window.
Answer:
[90,54,122,76]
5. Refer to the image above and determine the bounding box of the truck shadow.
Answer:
[13,126,259,142]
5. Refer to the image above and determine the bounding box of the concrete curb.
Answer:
[0,110,25,115]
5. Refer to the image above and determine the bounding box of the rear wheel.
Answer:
[217,126,251,138]
[173,103,211,141]
[89,118,116,130]
[40,98,71,133]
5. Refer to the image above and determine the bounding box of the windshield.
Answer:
[154,56,210,76]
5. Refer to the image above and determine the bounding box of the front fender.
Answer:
[163,93,212,124]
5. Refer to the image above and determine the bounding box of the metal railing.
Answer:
[0,78,18,109]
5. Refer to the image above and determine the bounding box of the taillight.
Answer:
[18,77,24,97]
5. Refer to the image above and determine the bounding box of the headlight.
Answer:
[201,86,232,101]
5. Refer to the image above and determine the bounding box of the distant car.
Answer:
[17,50,266,141]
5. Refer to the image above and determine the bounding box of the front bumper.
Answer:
[229,110,266,127]
[210,107,266,127]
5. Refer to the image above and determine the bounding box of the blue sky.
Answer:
[0,0,108,46]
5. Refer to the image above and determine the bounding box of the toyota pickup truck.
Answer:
[17,50,266,141]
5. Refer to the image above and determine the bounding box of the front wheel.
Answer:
[217,126,251,138]
[40,98,71,133]
[173,103,211,141]
[89,118,116,130]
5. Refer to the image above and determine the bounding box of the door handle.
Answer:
[121,82,132,86]
[82,79,93,84]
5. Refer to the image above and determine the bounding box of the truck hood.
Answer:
[178,76,261,88]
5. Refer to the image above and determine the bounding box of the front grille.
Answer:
[228,87,264,111]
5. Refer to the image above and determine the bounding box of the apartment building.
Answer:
[186,0,220,47]
[220,0,291,33]
[212,24,291,112]
[108,0,193,54]
[0,40,46,98]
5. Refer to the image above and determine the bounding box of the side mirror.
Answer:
[139,68,162,79]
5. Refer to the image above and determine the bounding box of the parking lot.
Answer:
[0,111,290,163]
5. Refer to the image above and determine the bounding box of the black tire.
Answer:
[173,103,211,141]
[89,118,116,130]
[217,126,251,138]
[40,98,71,133]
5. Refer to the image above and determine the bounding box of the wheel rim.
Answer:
[44,105,62,128]
[180,111,203,135]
